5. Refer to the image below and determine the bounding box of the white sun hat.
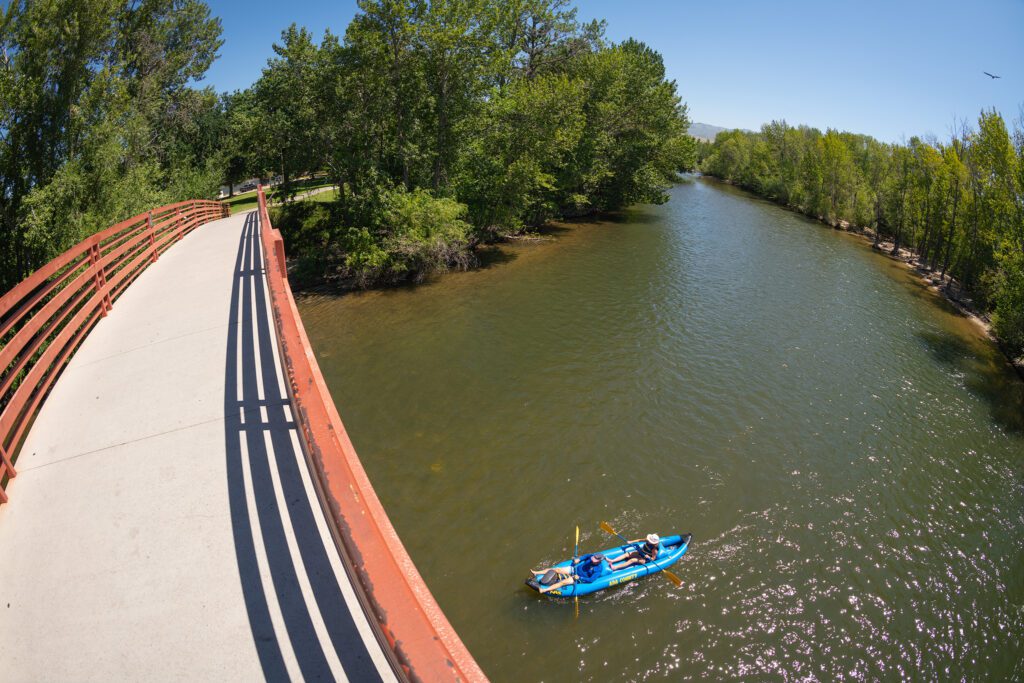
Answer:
[646,533,660,545]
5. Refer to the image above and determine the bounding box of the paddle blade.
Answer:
[663,570,683,587]
[599,521,616,536]
[574,595,579,619]
[575,525,580,547]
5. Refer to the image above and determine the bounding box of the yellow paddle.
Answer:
[599,521,684,587]
[573,525,580,619]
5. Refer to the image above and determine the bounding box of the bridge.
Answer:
[0,190,486,682]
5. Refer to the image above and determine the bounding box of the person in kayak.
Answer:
[607,534,661,570]
[530,553,611,594]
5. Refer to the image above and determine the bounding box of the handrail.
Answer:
[255,186,487,683]
[0,199,229,503]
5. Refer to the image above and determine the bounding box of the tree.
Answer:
[251,1,693,286]
[252,24,323,195]
[819,129,856,222]
[0,0,223,289]
[454,72,584,231]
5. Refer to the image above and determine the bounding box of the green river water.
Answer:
[298,178,1024,681]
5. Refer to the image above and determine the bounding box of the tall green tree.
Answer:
[0,0,223,289]
[252,24,323,194]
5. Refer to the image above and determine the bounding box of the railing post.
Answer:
[1,443,16,480]
[274,239,288,279]
[176,206,184,241]
[89,243,112,316]
[147,211,158,262]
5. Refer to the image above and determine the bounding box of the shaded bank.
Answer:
[701,173,1024,380]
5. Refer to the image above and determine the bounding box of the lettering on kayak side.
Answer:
[609,573,639,587]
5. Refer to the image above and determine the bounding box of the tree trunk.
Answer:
[918,189,933,268]
[873,198,883,245]
[433,79,449,191]
[963,185,980,288]
[892,192,905,256]
[929,194,948,272]
[941,180,960,279]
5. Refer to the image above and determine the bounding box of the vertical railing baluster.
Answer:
[1,442,16,483]
[147,211,158,262]
[89,243,112,316]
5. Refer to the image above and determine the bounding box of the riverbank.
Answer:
[701,175,1024,380]
[277,198,599,294]
[284,226,559,296]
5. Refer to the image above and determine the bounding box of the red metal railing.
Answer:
[0,200,229,503]
[256,186,487,682]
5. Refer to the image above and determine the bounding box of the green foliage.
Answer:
[269,200,339,281]
[990,246,1024,354]
[455,73,586,233]
[251,24,324,195]
[270,183,474,287]
[700,112,1024,357]
[231,0,690,287]
[555,39,690,213]
[0,0,225,290]
[375,187,474,277]
[336,185,476,286]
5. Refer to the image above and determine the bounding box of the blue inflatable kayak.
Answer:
[525,533,692,597]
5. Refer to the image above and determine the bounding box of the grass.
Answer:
[218,176,337,215]
[222,189,260,214]
[303,188,340,203]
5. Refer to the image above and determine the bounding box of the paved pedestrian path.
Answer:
[0,210,396,682]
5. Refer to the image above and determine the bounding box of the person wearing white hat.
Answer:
[607,533,661,571]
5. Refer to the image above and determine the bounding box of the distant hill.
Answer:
[688,122,730,142]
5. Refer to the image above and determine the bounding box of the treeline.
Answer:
[0,0,693,292]
[225,0,695,285]
[0,0,225,290]
[700,114,1024,357]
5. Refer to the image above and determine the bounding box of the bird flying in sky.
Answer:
[983,71,1001,79]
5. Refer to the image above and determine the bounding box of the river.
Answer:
[297,177,1024,681]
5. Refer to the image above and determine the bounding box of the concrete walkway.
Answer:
[0,211,395,682]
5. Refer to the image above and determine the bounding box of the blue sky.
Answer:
[204,0,1023,143]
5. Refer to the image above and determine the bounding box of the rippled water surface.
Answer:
[298,179,1024,681]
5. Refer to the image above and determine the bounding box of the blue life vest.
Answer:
[576,555,610,583]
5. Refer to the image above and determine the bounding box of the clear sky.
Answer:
[203,0,1023,143]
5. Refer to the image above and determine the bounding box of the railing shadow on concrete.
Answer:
[254,186,487,682]
[0,200,228,503]
[224,211,386,680]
